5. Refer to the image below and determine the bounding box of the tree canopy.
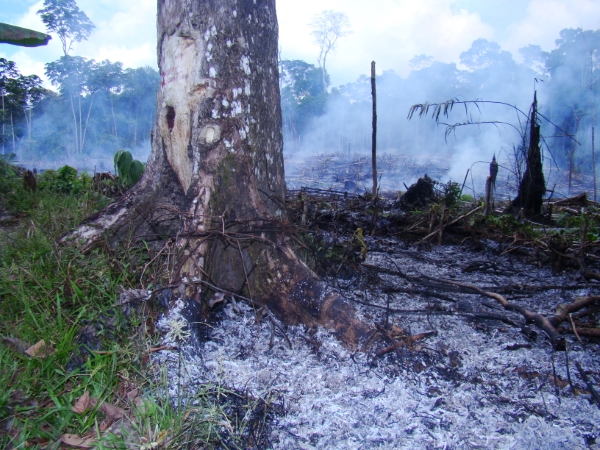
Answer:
[38,0,95,55]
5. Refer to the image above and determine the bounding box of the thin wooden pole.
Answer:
[371,61,377,198]
[370,61,378,235]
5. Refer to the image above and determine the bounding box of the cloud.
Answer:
[0,0,157,81]
[278,0,494,85]
[3,0,600,90]
[75,0,157,68]
[503,0,600,56]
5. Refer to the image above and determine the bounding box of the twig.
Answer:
[375,330,437,357]
[569,313,584,345]
[148,345,177,353]
[421,206,482,242]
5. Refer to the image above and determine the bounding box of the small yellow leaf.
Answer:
[25,340,56,358]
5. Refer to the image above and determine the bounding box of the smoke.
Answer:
[282,31,599,198]
[5,63,158,175]
[5,29,598,198]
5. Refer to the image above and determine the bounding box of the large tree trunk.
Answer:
[67,0,372,347]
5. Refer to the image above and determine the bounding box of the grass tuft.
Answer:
[0,167,281,449]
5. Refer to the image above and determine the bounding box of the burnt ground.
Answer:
[152,186,600,449]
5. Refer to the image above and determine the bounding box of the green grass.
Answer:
[0,168,278,449]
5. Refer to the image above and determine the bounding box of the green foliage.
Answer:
[35,165,89,194]
[486,213,537,238]
[0,152,17,177]
[555,207,600,243]
[114,150,145,187]
[0,185,136,448]
[437,180,462,208]
[0,182,279,449]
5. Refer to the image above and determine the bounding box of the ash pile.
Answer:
[152,184,600,449]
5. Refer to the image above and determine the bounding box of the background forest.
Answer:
[1,22,599,197]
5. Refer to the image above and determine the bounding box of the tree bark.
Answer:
[67,0,372,347]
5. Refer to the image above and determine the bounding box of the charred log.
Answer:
[508,92,546,217]
[398,174,435,210]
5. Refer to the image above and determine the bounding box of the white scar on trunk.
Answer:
[160,32,214,194]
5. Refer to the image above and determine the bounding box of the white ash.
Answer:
[153,245,600,449]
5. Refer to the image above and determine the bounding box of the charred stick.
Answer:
[421,206,482,242]
[381,285,456,302]
[351,298,518,325]
[573,327,600,337]
[550,248,600,282]
[565,342,574,393]
[375,324,403,359]
[575,362,600,408]
[429,277,565,350]
[569,314,584,345]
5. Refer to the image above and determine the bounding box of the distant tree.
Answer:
[409,54,434,71]
[459,39,528,100]
[279,59,328,142]
[0,58,19,154]
[309,10,352,94]
[88,60,124,145]
[38,0,95,56]
[10,74,46,144]
[119,67,158,146]
[45,55,95,155]
[460,39,514,71]
[519,44,548,77]
[543,29,600,197]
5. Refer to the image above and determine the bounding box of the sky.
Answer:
[1,0,600,88]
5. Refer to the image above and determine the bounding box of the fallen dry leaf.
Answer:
[25,436,50,448]
[2,336,31,353]
[25,340,56,358]
[126,388,139,401]
[83,398,127,431]
[72,391,91,414]
[61,433,96,448]
[99,401,126,422]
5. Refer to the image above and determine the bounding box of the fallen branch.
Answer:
[549,249,600,282]
[547,193,588,207]
[574,327,600,337]
[549,296,600,326]
[427,276,565,350]
[421,206,482,243]
[350,297,519,326]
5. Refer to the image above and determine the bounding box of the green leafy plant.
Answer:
[435,180,462,208]
[0,153,18,178]
[114,150,145,187]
